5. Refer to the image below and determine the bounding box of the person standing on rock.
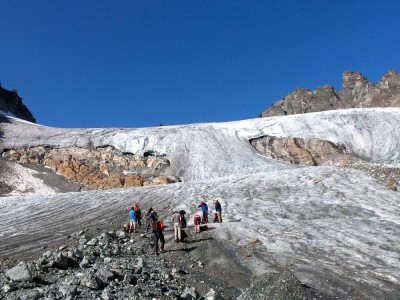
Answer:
[198,201,209,224]
[150,214,166,255]
[171,210,182,242]
[215,199,222,223]
[129,205,138,233]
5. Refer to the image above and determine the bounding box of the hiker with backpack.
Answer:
[214,199,222,223]
[149,214,166,255]
[146,207,158,232]
[129,205,138,233]
[171,210,182,243]
[133,203,142,227]
[198,200,209,224]
[193,214,201,233]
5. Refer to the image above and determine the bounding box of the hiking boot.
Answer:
[160,249,167,253]
[175,239,179,243]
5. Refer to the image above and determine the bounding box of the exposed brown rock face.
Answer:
[1,146,180,191]
[261,70,400,117]
[250,136,355,166]
[250,135,400,189]
[0,84,36,123]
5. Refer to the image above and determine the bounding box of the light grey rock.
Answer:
[181,287,198,300]
[17,290,42,300]
[58,285,77,297]
[82,273,104,290]
[97,266,115,281]
[101,287,115,300]
[203,288,223,300]
[86,238,98,246]
[58,244,67,251]
[73,247,84,259]
[79,256,92,268]
[116,230,127,238]
[104,257,112,264]
[5,262,32,282]
[2,284,15,293]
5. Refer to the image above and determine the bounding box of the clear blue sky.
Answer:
[1,1,400,128]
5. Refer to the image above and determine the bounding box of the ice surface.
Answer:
[0,107,400,297]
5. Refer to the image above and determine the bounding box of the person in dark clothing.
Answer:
[150,214,166,255]
[198,201,209,223]
[215,199,222,223]
[146,208,158,232]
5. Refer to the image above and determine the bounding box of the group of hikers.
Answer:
[127,199,223,255]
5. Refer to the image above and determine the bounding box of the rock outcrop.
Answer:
[0,84,36,123]
[2,146,180,191]
[260,70,400,117]
[250,136,355,166]
[250,135,400,189]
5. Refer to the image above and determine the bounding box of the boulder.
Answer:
[124,175,144,187]
[181,287,198,300]
[5,262,32,282]
[58,285,77,297]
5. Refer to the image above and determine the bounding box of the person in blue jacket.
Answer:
[129,206,138,233]
[198,201,208,224]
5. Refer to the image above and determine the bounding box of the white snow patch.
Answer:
[1,162,57,196]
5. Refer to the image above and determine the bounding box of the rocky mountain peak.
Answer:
[342,71,369,90]
[379,69,400,89]
[0,84,36,123]
[261,69,400,117]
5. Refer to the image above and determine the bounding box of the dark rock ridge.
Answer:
[0,84,36,123]
[260,70,400,117]
[1,145,180,191]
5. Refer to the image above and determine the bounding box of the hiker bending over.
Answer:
[150,215,166,255]
[171,211,182,242]
[193,214,201,233]
[129,206,138,233]
[215,199,222,223]
[198,201,208,224]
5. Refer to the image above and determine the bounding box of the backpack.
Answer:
[151,220,165,232]
[157,221,165,231]
[194,214,201,225]
[213,212,218,222]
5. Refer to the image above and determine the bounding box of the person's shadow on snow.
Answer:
[168,246,198,253]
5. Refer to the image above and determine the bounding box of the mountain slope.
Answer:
[1,108,399,182]
[1,108,400,299]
